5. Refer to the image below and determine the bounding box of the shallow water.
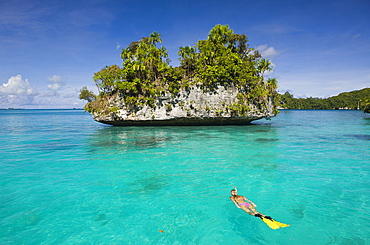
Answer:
[1,109,369,244]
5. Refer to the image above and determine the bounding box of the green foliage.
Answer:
[83,97,107,113]
[109,106,119,113]
[87,24,278,113]
[79,86,96,102]
[361,98,370,113]
[165,104,172,112]
[190,24,262,89]
[93,65,122,93]
[228,103,251,116]
[117,31,172,107]
[178,46,196,78]
[279,88,370,111]
[364,105,370,113]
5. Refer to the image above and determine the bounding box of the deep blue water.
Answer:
[0,109,369,244]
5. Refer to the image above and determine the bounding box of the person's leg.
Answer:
[250,206,258,213]
[240,206,255,215]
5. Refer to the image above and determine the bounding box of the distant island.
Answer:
[278,88,370,113]
[0,108,25,110]
[80,25,279,126]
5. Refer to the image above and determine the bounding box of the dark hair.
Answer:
[230,189,236,195]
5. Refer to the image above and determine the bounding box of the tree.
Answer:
[117,31,174,107]
[257,59,273,81]
[278,88,370,110]
[190,24,261,89]
[362,98,370,113]
[79,86,96,102]
[121,31,170,83]
[178,46,196,77]
[93,65,122,93]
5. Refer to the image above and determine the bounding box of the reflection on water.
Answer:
[254,138,279,142]
[88,127,174,151]
[84,124,281,182]
[87,124,279,154]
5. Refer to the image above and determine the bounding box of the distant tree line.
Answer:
[79,24,279,115]
[278,88,370,112]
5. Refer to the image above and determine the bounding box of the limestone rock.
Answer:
[91,85,276,126]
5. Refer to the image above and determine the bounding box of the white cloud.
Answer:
[47,75,62,83]
[0,75,37,107]
[38,90,59,98]
[116,42,121,49]
[0,75,35,95]
[47,83,63,90]
[47,75,65,90]
[257,44,281,58]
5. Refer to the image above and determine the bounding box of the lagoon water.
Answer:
[0,109,369,244]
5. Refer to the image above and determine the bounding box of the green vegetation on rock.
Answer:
[79,86,96,102]
[81,24,279,116]
[278,88,370,112]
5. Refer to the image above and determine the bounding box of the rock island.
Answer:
[80,25,279,126]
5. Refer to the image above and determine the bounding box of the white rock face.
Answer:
[92,84,276,126]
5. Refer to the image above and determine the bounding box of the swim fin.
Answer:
[260,216,290,230]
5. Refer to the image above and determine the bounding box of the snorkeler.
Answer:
[229,186,265,217]
[230,186,290,229]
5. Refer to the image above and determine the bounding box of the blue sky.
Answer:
[1,0,369,108]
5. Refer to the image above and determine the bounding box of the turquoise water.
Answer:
[0,109,369,244]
